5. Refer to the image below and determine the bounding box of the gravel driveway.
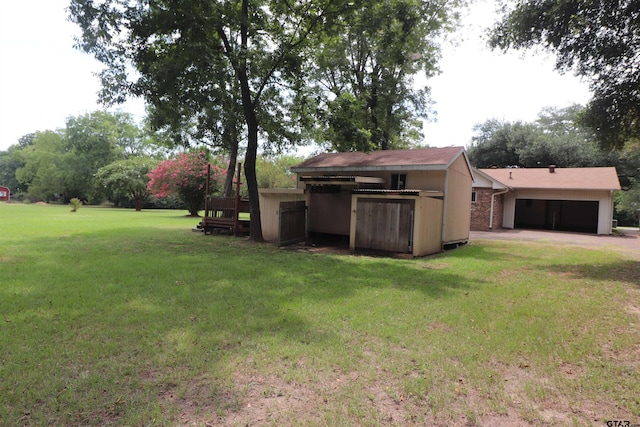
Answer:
[470,228,640,260]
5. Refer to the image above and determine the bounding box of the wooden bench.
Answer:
[201,196,250,236]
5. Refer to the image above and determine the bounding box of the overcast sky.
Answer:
[0,0,591,152]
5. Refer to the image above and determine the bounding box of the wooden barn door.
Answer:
[278,200,307,246]
[355,199,414,253]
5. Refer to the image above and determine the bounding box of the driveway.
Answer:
[470,228,640,260]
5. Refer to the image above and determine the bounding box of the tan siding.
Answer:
[349,194,444,256]
[258,189,306,242]
[413,196,444,256]
[443,155,472,243]
[405,170,447,191]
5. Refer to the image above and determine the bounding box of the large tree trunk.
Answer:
[243,122,264,242]
[237,0,263,242]
[223,128,238,197]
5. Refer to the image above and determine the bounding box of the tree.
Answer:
[613,140,640,221]
[489,0,640,148]
[312,0,461,152]
[9,112,152,203]
[15,130,67,201]
[0,145,26,196]
[64,111,131,201]
[147,152,225,217]
[517,105,605,168]
[256,155,303,188]
[69,0,353,241]
[95,157,158,211]
[468,105,610,169]
[467,119,533,168]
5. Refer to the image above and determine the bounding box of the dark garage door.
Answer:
[515,199,598,233]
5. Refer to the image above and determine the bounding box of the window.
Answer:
[471,191,477,203]
[391,173,407,190]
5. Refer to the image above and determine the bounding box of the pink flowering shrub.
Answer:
[147,152,226,216]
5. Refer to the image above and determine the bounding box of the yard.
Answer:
[1,203,638,426]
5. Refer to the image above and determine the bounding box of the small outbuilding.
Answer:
[260,147,473,256]
[471,166,621,235]
[0,186,10,202]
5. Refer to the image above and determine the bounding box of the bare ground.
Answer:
[165,228,639,426]
[470,228,640,260]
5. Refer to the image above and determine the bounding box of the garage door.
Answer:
[515,199,598,233]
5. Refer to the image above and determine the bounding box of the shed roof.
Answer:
[291,146,468,173]
[479,167,621,191]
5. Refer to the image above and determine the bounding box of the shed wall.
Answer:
[297,170,447,192]
[258,189,306,242]
[443,155,472,243]
[308,190,352,235]
[413,196,444,256]
[349,194,444,256]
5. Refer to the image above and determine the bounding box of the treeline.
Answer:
[467,105,640,225]
[0,111,302,213]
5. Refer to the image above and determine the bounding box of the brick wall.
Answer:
[470,188,504,231]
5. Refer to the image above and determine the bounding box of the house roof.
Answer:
[472,168,509,190]
[291,146,469,173]
[479,167,621,191]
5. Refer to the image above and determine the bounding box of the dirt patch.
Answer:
[487,362,630,426]
[145,360,635,426]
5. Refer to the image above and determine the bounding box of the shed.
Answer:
[258,188,306,243]
[474,166,621,235]
[281,146,474,256]
[0,186,10,202]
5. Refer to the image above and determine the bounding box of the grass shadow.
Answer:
[0,226,486,425]
[546,259,640,288]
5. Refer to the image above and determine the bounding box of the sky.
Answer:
[0,0,592,152]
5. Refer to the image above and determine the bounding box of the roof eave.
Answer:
[291,164,450,173]
[511,186,621,191]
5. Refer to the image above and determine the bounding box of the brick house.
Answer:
[471,166,621,235]
[470,169,508,231]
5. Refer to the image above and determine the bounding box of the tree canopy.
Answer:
[489,0,640,148]
[0,111,162,204]
[69,0,467,239]
[467,105,640,222]
[468,105,609,168]
[95,157,158,211]
[69,0,360,241]
[312,0,461,151]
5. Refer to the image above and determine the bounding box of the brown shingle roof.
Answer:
[480,167,621,191]
[291,146,465,172]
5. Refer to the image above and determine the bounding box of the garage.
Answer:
[514,199,598,233]
[476,166,621,235]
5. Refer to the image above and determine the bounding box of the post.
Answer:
[204,163,211,220]
[234,163,242,236]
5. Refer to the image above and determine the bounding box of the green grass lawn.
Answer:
[1,203,638,426]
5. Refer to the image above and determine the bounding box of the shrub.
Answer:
[147,152,225,216]
[69,198,82,212]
